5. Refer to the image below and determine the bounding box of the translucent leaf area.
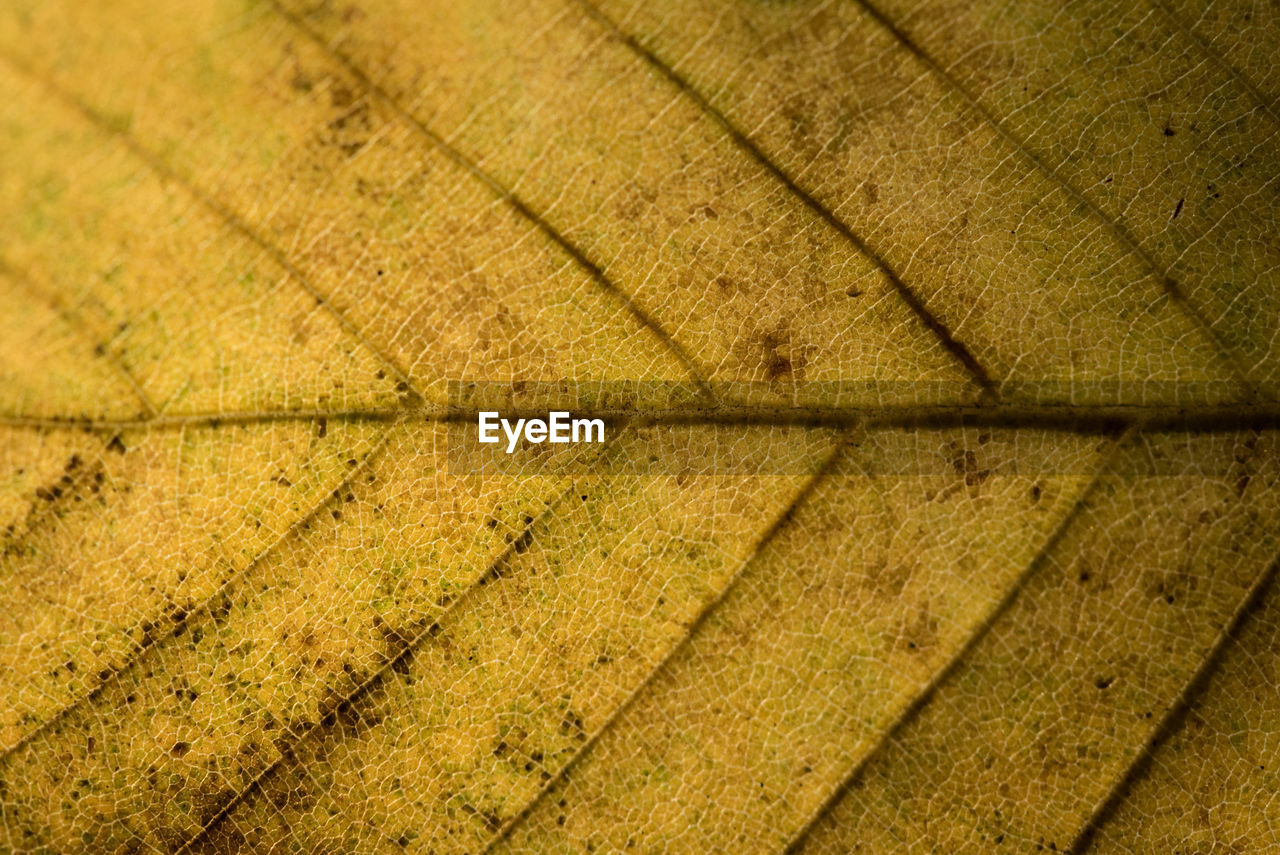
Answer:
[0,1,1277,852]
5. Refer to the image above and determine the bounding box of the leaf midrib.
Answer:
[5,401,1280,434]
[0,1,1273,852]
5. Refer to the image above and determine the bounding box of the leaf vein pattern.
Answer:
[267,0,717,404]
[572,0,996,397]
[174,425,638,854]
[1067,540,1280,854]
[783,423,1136,853]
[0,48,423,403]
[1144,0,1280,128]
[0,258,159,418]
[477,434,851,854]
[843,0,1261,395]
[4,403,1280,435]
[0,427,396,764]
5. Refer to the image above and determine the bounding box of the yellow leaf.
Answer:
[0,0,1277,853]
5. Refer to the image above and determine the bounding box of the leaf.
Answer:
[0,0,1277,853]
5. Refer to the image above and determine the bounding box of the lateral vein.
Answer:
[572,0,997,399]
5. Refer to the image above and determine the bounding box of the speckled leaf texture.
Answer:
[0,0,1277,853]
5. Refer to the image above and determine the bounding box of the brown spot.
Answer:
[560,710,585,738]
[713,275,741,295]
[866,561,912,599]
[511,527,534,555]
[329,84,355,109]
[949,442,990,487]
[766,354,792,380]
[758,329,809,381]
[895,607,939,654]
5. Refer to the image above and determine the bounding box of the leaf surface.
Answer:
[0,0,1277,853]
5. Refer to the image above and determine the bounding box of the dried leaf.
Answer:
[0,0,1277,853]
